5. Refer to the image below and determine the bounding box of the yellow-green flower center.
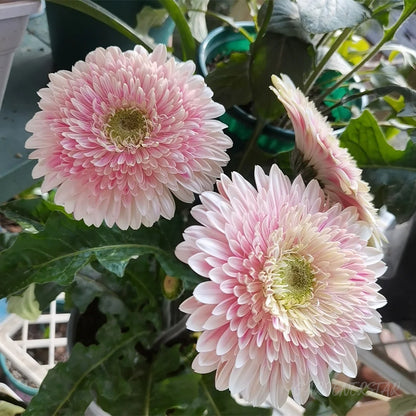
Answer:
[271,254,315,309]
[105,108,152,148]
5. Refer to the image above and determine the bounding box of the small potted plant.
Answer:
[0,0,42,108]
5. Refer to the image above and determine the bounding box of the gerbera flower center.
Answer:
[105,108,152,148]
[270,254,315,309]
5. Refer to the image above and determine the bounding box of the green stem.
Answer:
[256,0,274,41]
[152,315,188,348]
[159,0,196,60]
[144,363,152,416]
[237,117,268,173]
[303,27,353,94]
[315,3,416,106]
[320,89,370,117]
[201,377,222,416]
[52,331,145,416]
[76,272,123,301]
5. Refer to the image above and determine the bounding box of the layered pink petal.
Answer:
[177,164,386,408]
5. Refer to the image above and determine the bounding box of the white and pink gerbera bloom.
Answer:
[25,44,232,229]
[270,74,384,246]
[177,164,386,408]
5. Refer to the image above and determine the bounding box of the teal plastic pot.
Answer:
[0,354,38,402]
[46,0,175,70]
[197,22,295,156]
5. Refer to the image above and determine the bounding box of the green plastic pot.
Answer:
[46,0,175,70]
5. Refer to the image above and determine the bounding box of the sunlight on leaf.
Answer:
[297,0,370,34]
[7,283,41,320]
[340,110,416,222]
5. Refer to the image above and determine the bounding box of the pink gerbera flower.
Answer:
[177,165,386,408]
[25,45,232,229]
[270,74,384,246]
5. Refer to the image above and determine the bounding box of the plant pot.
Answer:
[66,298,107,353]
[0,0,42,109]
[45,0,175,70]
[0,353,38,402]
[197,22,295,156]
[197,22,366,157]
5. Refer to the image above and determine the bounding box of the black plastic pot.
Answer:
[67,299,106,352]
[46,0,174,70]
[379,214,416,334]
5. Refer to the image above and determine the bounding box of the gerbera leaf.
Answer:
[0,198,58,233]
[205,52,252,109]
[45,0,153,51]
[250,32,313,121]
[260,0,311,43]
[24,319,147,416]
[297,0,370,34]
[369,85,416,117]
[327,388,366,416]
[0,210,200,298]
[340,109,416,222]
[198,373,272,415]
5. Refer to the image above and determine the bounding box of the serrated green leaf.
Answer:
[0,211,200,298]
[0,198,49,233]
[370,85,416,117]
[35,282,67,311]
[339,110,404,164]
[328,388,366,416]
[340,110,416,222]
[250,32,313,121]
[25,319,146,416]
[304,398,333,416]
[0,232,18,252]
[261,0,311,42]
[389,394,416,416]
[151,372,201,415]
[205,52,252,109]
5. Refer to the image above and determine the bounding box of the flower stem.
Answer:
[152,315,188,348]
[331,379,391,402]
[237,117,268,173]
[201,377,222,416]
[144,363,152,416]
[315,3,416,106]
[303,27,353,95]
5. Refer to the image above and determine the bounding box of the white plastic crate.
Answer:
[0,295,70,388]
